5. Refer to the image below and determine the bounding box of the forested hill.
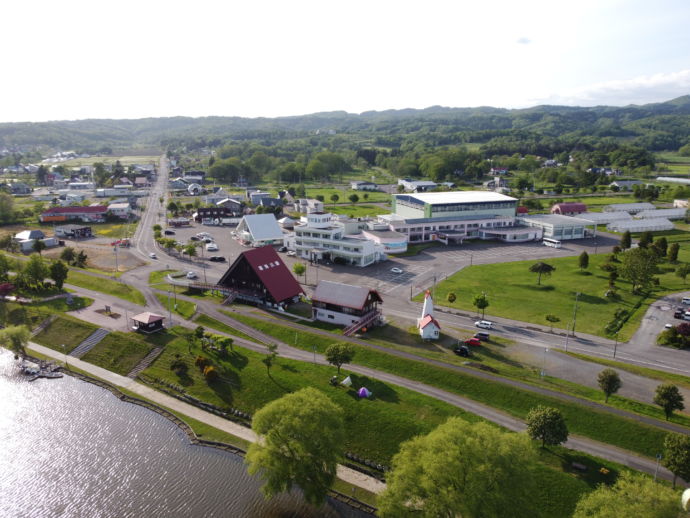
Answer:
[2,95,690,153]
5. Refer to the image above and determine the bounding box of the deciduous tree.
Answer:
[545,314,560,331]
[292,262,305,277]
[620,230,632,250]
[246,387,344,505]
[446,292,456,304]
[525,405,568,448]
[529,262,555,285]
[619,247,657,293]
[578,251,589,270]
[378,419,539,518]
[325,343,355,374]
[663,432,690,488]
[49,260,69,290]
[0,325,30,358]
[348,193,359,204]
[669,242,680,262]
[597,368,621,403]
[472,293,489,318]
[654,384,685,420]
[23,253,48,288]
[32,239,46,255]
[573,471,680,518]
[676,263,690,284]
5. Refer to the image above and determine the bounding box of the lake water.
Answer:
[0,350,370,517]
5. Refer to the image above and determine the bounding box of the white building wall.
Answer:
[419,323,440,340]
[314,308,360,326]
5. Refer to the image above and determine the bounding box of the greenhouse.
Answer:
[607,218,674,233]
[579,211,632,225]
[603,202,655,214]
[636,208,687,220]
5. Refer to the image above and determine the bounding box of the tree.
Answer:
[638,231,653,249]
[654,236,668,258]
[292,262,306,278]
[472,293,489,318]
[0,325,30,358]
[378,418,539,518]
[60,247,76,265]
[23,253,48,288]
[262,343,278,378]
[578,251,589,270]
[32,239,46,255]
[620,230,632,250]
[216,336,234,357]
[324,343,355,374]
[75,250,88,268]
[329,193,339,207]
[663,433,690,488]
[545,314,560,331]
[0,252,11,283]
[446,292,456,304]
[529,262,555,285]
[619,247,657,293]
[525,405,568,448]
[348,193,359,204]
[669,242,680,262]
[49,260,69,290]
[183,244,197,260]
[363,192,369,201]
[676,264,690,284]
[167,201,179,214]
[152,224,162,232]
[597,368,621,403]
[0,192,15,223]
[246,387,344,506]
[654,383,685,420]
[573,471,680,518]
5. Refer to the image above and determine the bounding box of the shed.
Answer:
[132,312,165,333]
[551,202,587,216]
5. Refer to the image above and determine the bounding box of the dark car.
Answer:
[278,246,288,252]
[164,229,176,235]
[453,345,470,357]
[190,236,200,241]
[474,331,490,341]
[209,256,226,262]
[675,311,684,319]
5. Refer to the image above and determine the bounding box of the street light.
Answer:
[541,347,549,378]
[571,292,581,337]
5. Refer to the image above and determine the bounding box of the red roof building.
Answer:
[550,202,587,216]
[217,246,303,306]
[40,205,108,223]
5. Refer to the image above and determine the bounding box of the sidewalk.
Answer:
[27,341,386,495]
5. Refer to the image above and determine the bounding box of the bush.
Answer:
[203,365,218,381]
[195,355,210,369]
[170,358,188,376]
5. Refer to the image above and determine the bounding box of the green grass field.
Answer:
[33,315,99,352]
[222,311,674,458]
[193,314,264,344]
[81,331,158,376]
[57,155,160,167]
[153,292,196,319]
[530,195,639,213]
[424,252,690,340]
[141,327,619,517]
[328,204,390,217]
[305,187,391,203]
[92,221,139,239]
[67,270,146,305]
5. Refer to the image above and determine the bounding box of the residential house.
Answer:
[397,179,438,192]
[311,280,383,335]
[351,180,378,191]
[294,198,324,214]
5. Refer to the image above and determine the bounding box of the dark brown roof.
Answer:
[312,280,382,310]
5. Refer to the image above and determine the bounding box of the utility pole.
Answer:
[571,292,581,337]
[613,332,618,358]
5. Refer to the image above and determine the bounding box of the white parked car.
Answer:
[390,267,403,274]
[186,271,198,280]
[286,251,296,257]
[206,243,219,252]
[475,320,493,329]
[149,252,157,259]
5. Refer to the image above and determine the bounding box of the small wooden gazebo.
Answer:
[131,312,165,333]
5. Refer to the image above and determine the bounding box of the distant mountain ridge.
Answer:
[2,95,690,152]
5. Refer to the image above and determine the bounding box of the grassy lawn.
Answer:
[153,292,196,319]
[328,204,390,217]
[194,314,265,344]
[1,296,93,329]
[32,315,99,352]
[529,195,639,213]
[305,187,391,204]
[67,270,146,305]
[223,312,674,459]
[424,252,690,340]
[142,328,618,516]
[58,155,160,167]
[92,221,140,239]
[81,331,160,376]
[149,269,176,286]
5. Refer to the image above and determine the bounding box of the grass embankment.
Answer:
[222,311,675,459]
[67,270,146,305]
[80,330,170,376]
[193,314,263,344]
[153,292,197,319]
[33,316,99,352]
[423,251,690,340]
[2,297,92,329]
[148,269,176,286]
[142,326,617,517]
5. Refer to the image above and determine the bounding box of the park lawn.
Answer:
[1,296,93,329]
[328,204,390,217]
[535,195,639,213]
[142,327,624,517]
[223,311,673,458]
[32,315,99,352]
[193,314,264,344]
[148,269,176,286]
[153,292,196,319]
[305,187,391,204]
[423,252,690,341]
[81,331,157,376]
[67,270,146,305]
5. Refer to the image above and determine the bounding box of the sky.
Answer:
[4,0,690,122]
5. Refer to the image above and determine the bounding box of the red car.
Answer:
[464,338,482,347]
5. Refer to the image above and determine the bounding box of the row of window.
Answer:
[430,201,517,213]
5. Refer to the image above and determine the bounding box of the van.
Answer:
[474,331,490,341]
[683,297,690,305]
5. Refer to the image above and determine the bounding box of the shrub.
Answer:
[170,358,188,376]
[203,365,218,381]
[195,355,210,369]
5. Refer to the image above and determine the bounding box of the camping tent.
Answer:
[341,376,352,387]
[358,387,372,398]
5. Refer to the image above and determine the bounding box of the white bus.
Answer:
[542,238,562,249]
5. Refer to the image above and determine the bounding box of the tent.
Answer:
[358,387,372,398]
[341,376,352,387]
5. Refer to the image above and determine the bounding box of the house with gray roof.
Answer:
[311,280,383,334]
[235,214,284,247]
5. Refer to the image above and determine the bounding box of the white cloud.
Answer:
[532,70,690,106]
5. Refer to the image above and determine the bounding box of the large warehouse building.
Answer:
[378,191,541,244]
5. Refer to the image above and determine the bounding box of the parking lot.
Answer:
[163,221,618,295]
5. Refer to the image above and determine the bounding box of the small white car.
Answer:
[665,323,674,329]
[186,271,198,280]
[206,243,219,252]
[286,251,296,257]
[149,252,157,259]
[390,267,403,274]
[475,320,493,329]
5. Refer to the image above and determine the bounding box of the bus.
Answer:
[542,238,562,248]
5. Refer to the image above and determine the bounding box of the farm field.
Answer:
[56,155,160,167]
